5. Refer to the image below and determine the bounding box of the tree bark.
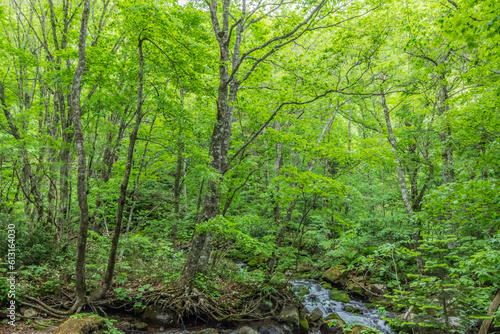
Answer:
[71,0,91,308]
[381,93,413,215]
[172,124,184,244]
[437,54,455,185]
[381,92,423,271]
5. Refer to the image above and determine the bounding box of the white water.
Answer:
[290,279,394,334]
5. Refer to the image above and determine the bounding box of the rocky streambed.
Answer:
[290,279,394,334]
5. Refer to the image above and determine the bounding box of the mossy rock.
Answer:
[345,325,371,334]
[365,303,377,309]
[53,316,105,334]
[248,260,258,266]
[345,306,362,313]
[277,305,299,326]
[322,266,346,286]
[346,283,364,296]
[321,282,332,290]
[329,290,349,303]
[133,322,148,331]
[309,307,323,323]
[299,315,309,334]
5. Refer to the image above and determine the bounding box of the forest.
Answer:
[0,0,499,333]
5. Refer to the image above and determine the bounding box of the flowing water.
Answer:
[290,279,394,334]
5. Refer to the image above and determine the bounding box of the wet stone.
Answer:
[258,325,284,334]
[238,326,259,334]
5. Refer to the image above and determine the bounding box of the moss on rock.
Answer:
[53,316,105,334]
[329,290,350,303]
[322,266,346,286]
[321,282,332,290]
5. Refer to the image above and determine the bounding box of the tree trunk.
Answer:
[438,65,454,185]
[93,37,145,300]
[345,107,352,215]
[381,93,412,215]
[71,0,91,308]
[177,0,243,288]
[273,121,282,223]
[381,92,423,271]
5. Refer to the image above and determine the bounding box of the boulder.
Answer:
[321,282,332,290]
[143,305,176,326]
[322,266,346,286]
[116,321,131,331]
[308,307,323,322]
[346,283,364,296]
[277,305,299,326]
[329,291,349,303]
[238,326,259,334]
[258,325,284,334]
[53,316,105,334]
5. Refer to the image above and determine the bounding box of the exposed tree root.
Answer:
[141,285,292,323]
[23,284,295,326]
[20,301,67,319]
[25,296,72,316]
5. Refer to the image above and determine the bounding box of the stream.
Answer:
[290,279,394,334]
